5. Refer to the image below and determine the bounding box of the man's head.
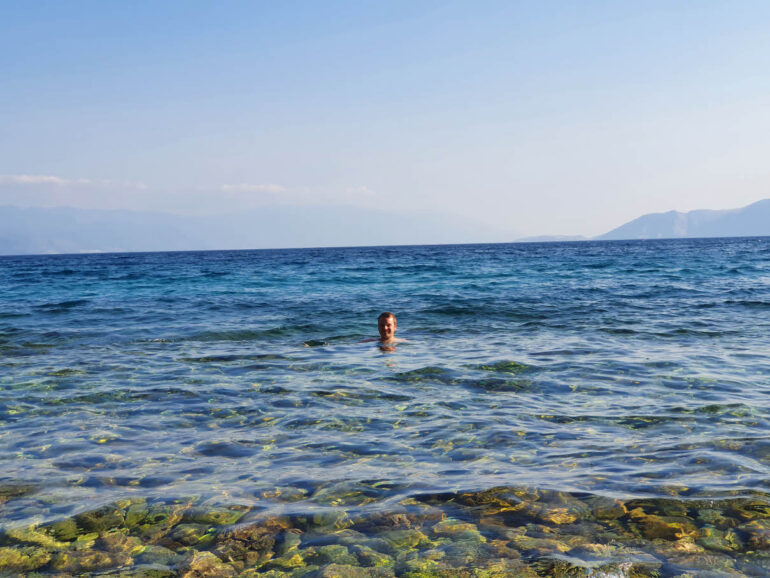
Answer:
[378,312,397,341]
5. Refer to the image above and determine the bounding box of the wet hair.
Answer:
[378,311,396,323]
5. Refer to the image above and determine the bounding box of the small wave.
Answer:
[669,403,755,417]
[33,299,90,313]
[530,347,599,357]
[181,327,308,343]
[302,334,360,347]
[423,303,548,322]
[179,353,292,363]
[725,299,770,309]
[53,454,125,472]
[600,327,638,335]
[655,328,732,338]
[253,385,292,395]
[47,367,87,377]
[421,304,480,316]
[194,440,258,458]
[302,441,384,457]
[0,312,30,319]
[109,272,143,280]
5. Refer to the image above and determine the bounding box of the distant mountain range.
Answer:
[0,205,508,255]
[596,199,770,240]
[522,199,770,243]
[1,199,769,255]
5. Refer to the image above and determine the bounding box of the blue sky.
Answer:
[2,1,770,238]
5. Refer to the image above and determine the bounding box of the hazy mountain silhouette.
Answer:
[597,199,770,240]
[4,198,770,255]
[0,205,508,255]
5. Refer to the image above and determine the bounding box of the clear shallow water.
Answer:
[3,238,770,574]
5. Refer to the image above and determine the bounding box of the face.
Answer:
[378,315,397,341]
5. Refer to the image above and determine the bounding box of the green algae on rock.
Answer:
[0,545,51,573]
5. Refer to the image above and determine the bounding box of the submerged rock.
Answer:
[0,545,51,572]
[698,508,738,529]
[487,538,523,559]
[274,530,302,557]
[507,499,587,527]
[49,549,132,573]
[46,517,80,542]
[253,567,320,578]
[177,550,236,577]
[213,523,276,569]
[732,500,770,521]
[292,510,347,533]
[318,564,395,578]
[182,506,245,526]
[116,563,177,577]
[134,544,181,566]
[75,505,125,533]
[0,484,36,503]
[474,557,540,577]
[125,502,149,528]
[440,538,488,567]
[71,531,99,551]
[394,552,442,576]
[5,525,68,550]
[259,486,308,503]
[353,510,415,532]
[739,518,770,549]
[629,507,698,541]
[432,518,484,540]
[697,526,744,553]
[455,487,525,512]
[378,528,433,552]
[304,544,359,566]
[506,528,571,556]
[665,551,740,574]
[164,523,215,549]
[97,529,144,555]
[552,545,664,576]
[136,503,189,542]
[259,551,306,571]
[587,496,628,520]
[350,543,394,568]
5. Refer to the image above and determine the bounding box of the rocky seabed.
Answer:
[3,485,770,576]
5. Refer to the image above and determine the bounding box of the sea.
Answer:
[2,237,770,576]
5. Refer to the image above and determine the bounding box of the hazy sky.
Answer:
[2,1,770,238]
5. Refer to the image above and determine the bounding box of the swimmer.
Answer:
[362,311,406,350]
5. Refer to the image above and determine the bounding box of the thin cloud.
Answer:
[0,174,92,186]
[220,183,287,194]
[0,174,147,189]
[345,185,376,196]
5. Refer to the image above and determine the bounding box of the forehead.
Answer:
[379,315,396,324]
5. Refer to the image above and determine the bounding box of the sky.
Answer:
[2,0,770,239]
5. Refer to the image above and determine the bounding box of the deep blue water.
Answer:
[2,237,770,527]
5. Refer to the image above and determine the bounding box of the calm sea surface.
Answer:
[2,237,770,574]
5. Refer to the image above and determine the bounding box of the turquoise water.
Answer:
[2,238,770,574]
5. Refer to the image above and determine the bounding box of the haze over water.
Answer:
[2,237,770,574]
